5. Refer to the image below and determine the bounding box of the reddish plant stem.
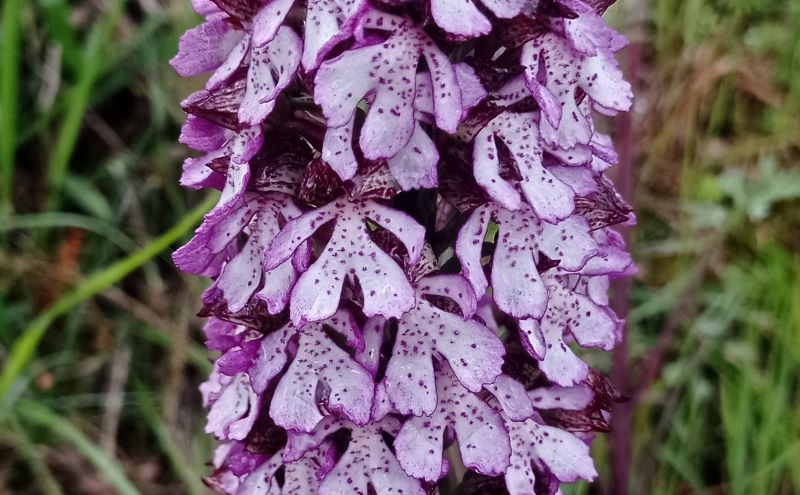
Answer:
[609,38,644,495]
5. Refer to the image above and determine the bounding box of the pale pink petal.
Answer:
[179,115,227,152]
[385,279,504,415]
[430,0,491,38]
[386,122,439,190]
[239,27,302,126]
[416,274,477,318]
[302,0,370,70]
[270,331,373,431]
[455,205,491,299]
[505,416,597,494]
[207,35,250,90]
[205,373,260,441]
[252,0,294,47]
[321,116,358,180]
[486,374,535,421]
[529,384,594,410]
[171,19,243,77]
[395,366,510,482]
[318,418,425,495]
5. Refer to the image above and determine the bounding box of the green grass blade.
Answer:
[132,383,208,495]
[63,174,114,221]
[45,0,127,210]
[0,0,23,214]
[0,194,217,401]
[38,0,81,72]
[17,401,141,495]
[18,11,171,147]
[137,325,212,374]
[0,211,136,250]
[7,416,65,495]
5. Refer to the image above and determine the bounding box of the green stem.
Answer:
[0,0,22,214]
[0,194,216,401]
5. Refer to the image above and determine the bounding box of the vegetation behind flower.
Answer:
[0,0,798,494]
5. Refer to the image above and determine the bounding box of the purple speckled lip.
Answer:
[172,0,635,493]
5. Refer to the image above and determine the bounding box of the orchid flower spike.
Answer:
[172,0,635,493]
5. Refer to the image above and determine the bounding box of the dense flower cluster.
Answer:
[171,0,635,493]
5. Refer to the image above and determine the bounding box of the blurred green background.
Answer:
[1,0,799,494]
